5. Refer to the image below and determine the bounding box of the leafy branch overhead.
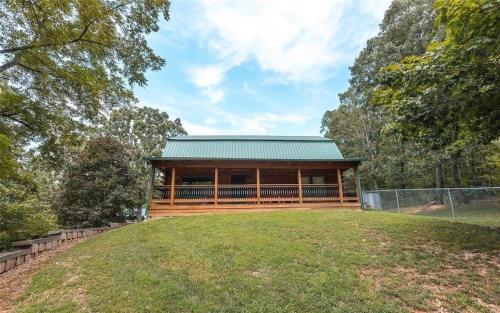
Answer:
[373,0,500,152]
[0,0,170,151]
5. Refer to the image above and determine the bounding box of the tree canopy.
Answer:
[322,0,499,189]
[374,0,500,152]
[57,136,142,227]
[0,1,184,245]
[0,0,170,166]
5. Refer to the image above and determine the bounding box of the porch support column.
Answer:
[353,165,360,202]
[146,166,155,218]
[337,168,344,204]
[297,168,303,204]
[256,168,261,205]
[170,168,176,206]
[214,168,219,205]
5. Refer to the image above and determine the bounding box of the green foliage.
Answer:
[0,134,16,180]
[323,0,500,188]
[100,105,186,216]
[0,0,170,168]
[57,136,142,227]
[374,0,500,152]
[322,0,438,189]
[0,172,58,250]
[0,0,175,241]
[102,105,186,158]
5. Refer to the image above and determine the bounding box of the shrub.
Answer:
[0,185,58,250]
[57,136,142,227]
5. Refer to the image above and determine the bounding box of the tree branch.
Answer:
[0,113,33,129]
[0,1,132,54]
[0,59,17,73]
[17,62,43,74]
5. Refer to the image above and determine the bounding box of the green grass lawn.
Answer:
[415,204,500,227]
[16,211,500,313]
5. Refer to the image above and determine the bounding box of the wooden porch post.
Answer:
[214,168,219,205]
[337,168,344,203]
[256,168,261,205]
[170,168,176,206]
[297,168,303,204]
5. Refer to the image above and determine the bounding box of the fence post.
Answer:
[447,188,456,219]
[395,189,400,213]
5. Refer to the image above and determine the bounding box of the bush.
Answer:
[0,185,58,250]
[57,136,142,227]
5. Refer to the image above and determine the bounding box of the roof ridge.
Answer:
[169,135,331,141]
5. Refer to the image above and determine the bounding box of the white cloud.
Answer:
[182,120,224,135]
[205,108,316,135]
[182,0,391,103]
[189,65,224,88]
[188,65,226,102]
[188,0,391,83]
[204,88,225,103]
[243,81,256,94]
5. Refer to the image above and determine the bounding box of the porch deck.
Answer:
[149,183,361,216]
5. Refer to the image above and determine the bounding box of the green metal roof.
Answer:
[157,135,346,161]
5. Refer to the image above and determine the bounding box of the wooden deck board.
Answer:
[149,202,361,217]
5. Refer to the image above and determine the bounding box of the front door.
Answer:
[230,175,246,198]
[231,175,246,184]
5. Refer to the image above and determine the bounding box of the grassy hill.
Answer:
[15,211,500,313]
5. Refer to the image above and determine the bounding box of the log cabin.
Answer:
[145,135,362,217]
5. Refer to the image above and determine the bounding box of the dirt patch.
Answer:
[74,287,89,312]
[0,240,81,313]
[358,259,499,313]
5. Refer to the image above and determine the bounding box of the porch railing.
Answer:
[152,185,170,201]
[152,184,358,204]
[261,184,299,201]
[302,184,340,199]
[218,184,257,202]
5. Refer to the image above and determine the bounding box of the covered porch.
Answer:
[147,160,361,216]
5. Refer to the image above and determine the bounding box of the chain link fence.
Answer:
[362,187,500,226]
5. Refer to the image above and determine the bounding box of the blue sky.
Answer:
[134,0,392,135]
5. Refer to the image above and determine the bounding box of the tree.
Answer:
[57,136,142,227]
[374,0,500,157]
[0,0,170,165]
[0,169,57,250]
[322,0,438,189]
[100,105,186,220]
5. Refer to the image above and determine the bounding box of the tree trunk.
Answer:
[452,160,462,187]
[451,153,462,187]
[136,207,143,222]
[435,160,444,204]
[399,160,406,189]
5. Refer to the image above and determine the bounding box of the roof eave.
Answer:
[143,156,364,163]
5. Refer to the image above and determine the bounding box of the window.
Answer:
[312,176,325,184]
[182,177,212,185]
[301,176,325,184]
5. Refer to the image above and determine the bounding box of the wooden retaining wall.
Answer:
[0,225,125,275]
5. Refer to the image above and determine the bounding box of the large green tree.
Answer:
[57,136,142,227]
[0,0,170,168]
[322,0,438,189]
[374,0,500,151]
[372,0,500,188]
[100,105,186,219]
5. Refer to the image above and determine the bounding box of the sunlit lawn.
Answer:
[16,210,500,313]
[416,204,500,227]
